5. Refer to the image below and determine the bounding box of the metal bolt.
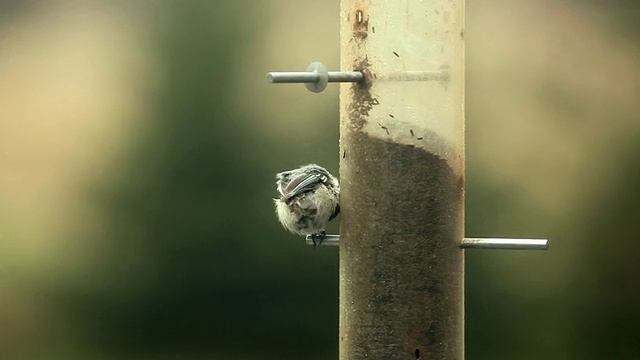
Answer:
[266,61,364,93]
[305,235,549,250]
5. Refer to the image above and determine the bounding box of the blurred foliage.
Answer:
[571,137,640,359]
[50,2,339,359]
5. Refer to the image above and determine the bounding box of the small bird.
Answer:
[274,164,340,246]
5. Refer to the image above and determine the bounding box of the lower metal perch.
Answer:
[305,235,549,250]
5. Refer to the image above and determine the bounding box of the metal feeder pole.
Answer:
[337,1,466,359]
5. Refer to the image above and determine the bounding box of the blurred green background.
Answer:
[0,0,638,359]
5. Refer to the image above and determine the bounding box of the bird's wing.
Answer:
[283,172,327,200]
[276,170,294,197]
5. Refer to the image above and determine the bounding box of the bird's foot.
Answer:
[310,231,326,248]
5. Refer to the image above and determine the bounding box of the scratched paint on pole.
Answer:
[339,1,465,359]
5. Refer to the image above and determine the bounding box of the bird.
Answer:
[274,164,340,246]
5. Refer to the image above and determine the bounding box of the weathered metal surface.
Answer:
[339,0,465,359]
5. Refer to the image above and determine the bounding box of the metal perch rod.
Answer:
[305,235,549,250]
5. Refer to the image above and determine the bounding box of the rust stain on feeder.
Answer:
[353,8,369,40]
[347,57,377,132]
